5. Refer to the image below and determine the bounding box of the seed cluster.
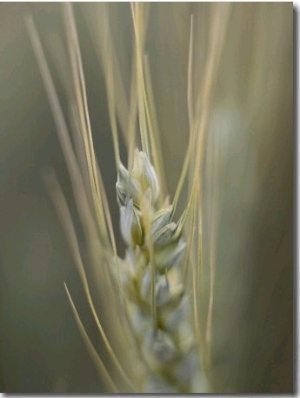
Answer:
[116,149,196,393]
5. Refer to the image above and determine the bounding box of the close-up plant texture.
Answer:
[0,2,293,394]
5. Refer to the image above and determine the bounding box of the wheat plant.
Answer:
[26,2,232,393]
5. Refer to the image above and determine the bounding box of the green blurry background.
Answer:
[0,3,293,393]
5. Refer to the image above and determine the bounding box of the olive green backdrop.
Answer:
[0,3,293,393]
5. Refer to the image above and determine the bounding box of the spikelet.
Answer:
[115,149,197,393]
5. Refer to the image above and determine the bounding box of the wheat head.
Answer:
[26,2,234,393]
[114,148,198,392]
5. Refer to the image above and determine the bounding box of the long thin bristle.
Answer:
[64,284,118,393]
[43,171,137,392]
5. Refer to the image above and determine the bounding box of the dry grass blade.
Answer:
[25,15,109,252]
[131,2,150,157]
[143,55,167,201]
[43,170,137,392]
[63,3,111,245]
[64,284,118,393]
[172,14,196,213]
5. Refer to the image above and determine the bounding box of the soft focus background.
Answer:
[0,3,293,393]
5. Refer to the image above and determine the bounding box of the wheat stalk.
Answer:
[26,2,232,393]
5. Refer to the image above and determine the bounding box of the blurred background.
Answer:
[0,3,293,393]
